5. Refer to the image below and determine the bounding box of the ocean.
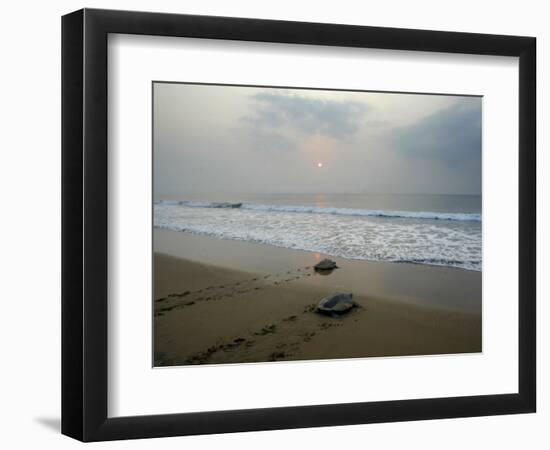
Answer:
[153,193,482,271]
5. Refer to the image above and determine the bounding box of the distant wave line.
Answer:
[154,200,481,222]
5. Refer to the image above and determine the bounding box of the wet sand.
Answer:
[154,229,482,366]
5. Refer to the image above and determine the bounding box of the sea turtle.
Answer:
[314,259,338,271]
[316,292,356,316]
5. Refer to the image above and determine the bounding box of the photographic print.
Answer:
[153,82,482,367]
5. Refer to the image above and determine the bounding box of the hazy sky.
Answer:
[153,83,481,198]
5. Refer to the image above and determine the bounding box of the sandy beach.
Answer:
[154,229,481,366]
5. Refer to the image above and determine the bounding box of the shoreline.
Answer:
[154,229,482,366]
[154,228,482,314]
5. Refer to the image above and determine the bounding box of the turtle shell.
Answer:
[316,292,356,315]
[314,259,338,270]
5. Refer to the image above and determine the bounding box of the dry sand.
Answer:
[153,230,482,366]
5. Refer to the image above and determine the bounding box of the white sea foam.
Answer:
[154,202,482,271]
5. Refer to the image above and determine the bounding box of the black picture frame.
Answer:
[61,8,536,442]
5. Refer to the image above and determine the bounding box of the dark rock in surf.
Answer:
[211,202,242,208]
[316,292,356,315]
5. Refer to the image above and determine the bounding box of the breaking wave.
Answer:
[154,200,481,222]
[154,200,482,271]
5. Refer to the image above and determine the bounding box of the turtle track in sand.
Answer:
[158,301,361,366]
[154,265,319,316]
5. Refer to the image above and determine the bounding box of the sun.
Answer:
[317,162,323,168]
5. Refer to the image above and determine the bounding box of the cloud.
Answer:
[390,98,481,167]
[243,91,368,148]
[243,127,295,152]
